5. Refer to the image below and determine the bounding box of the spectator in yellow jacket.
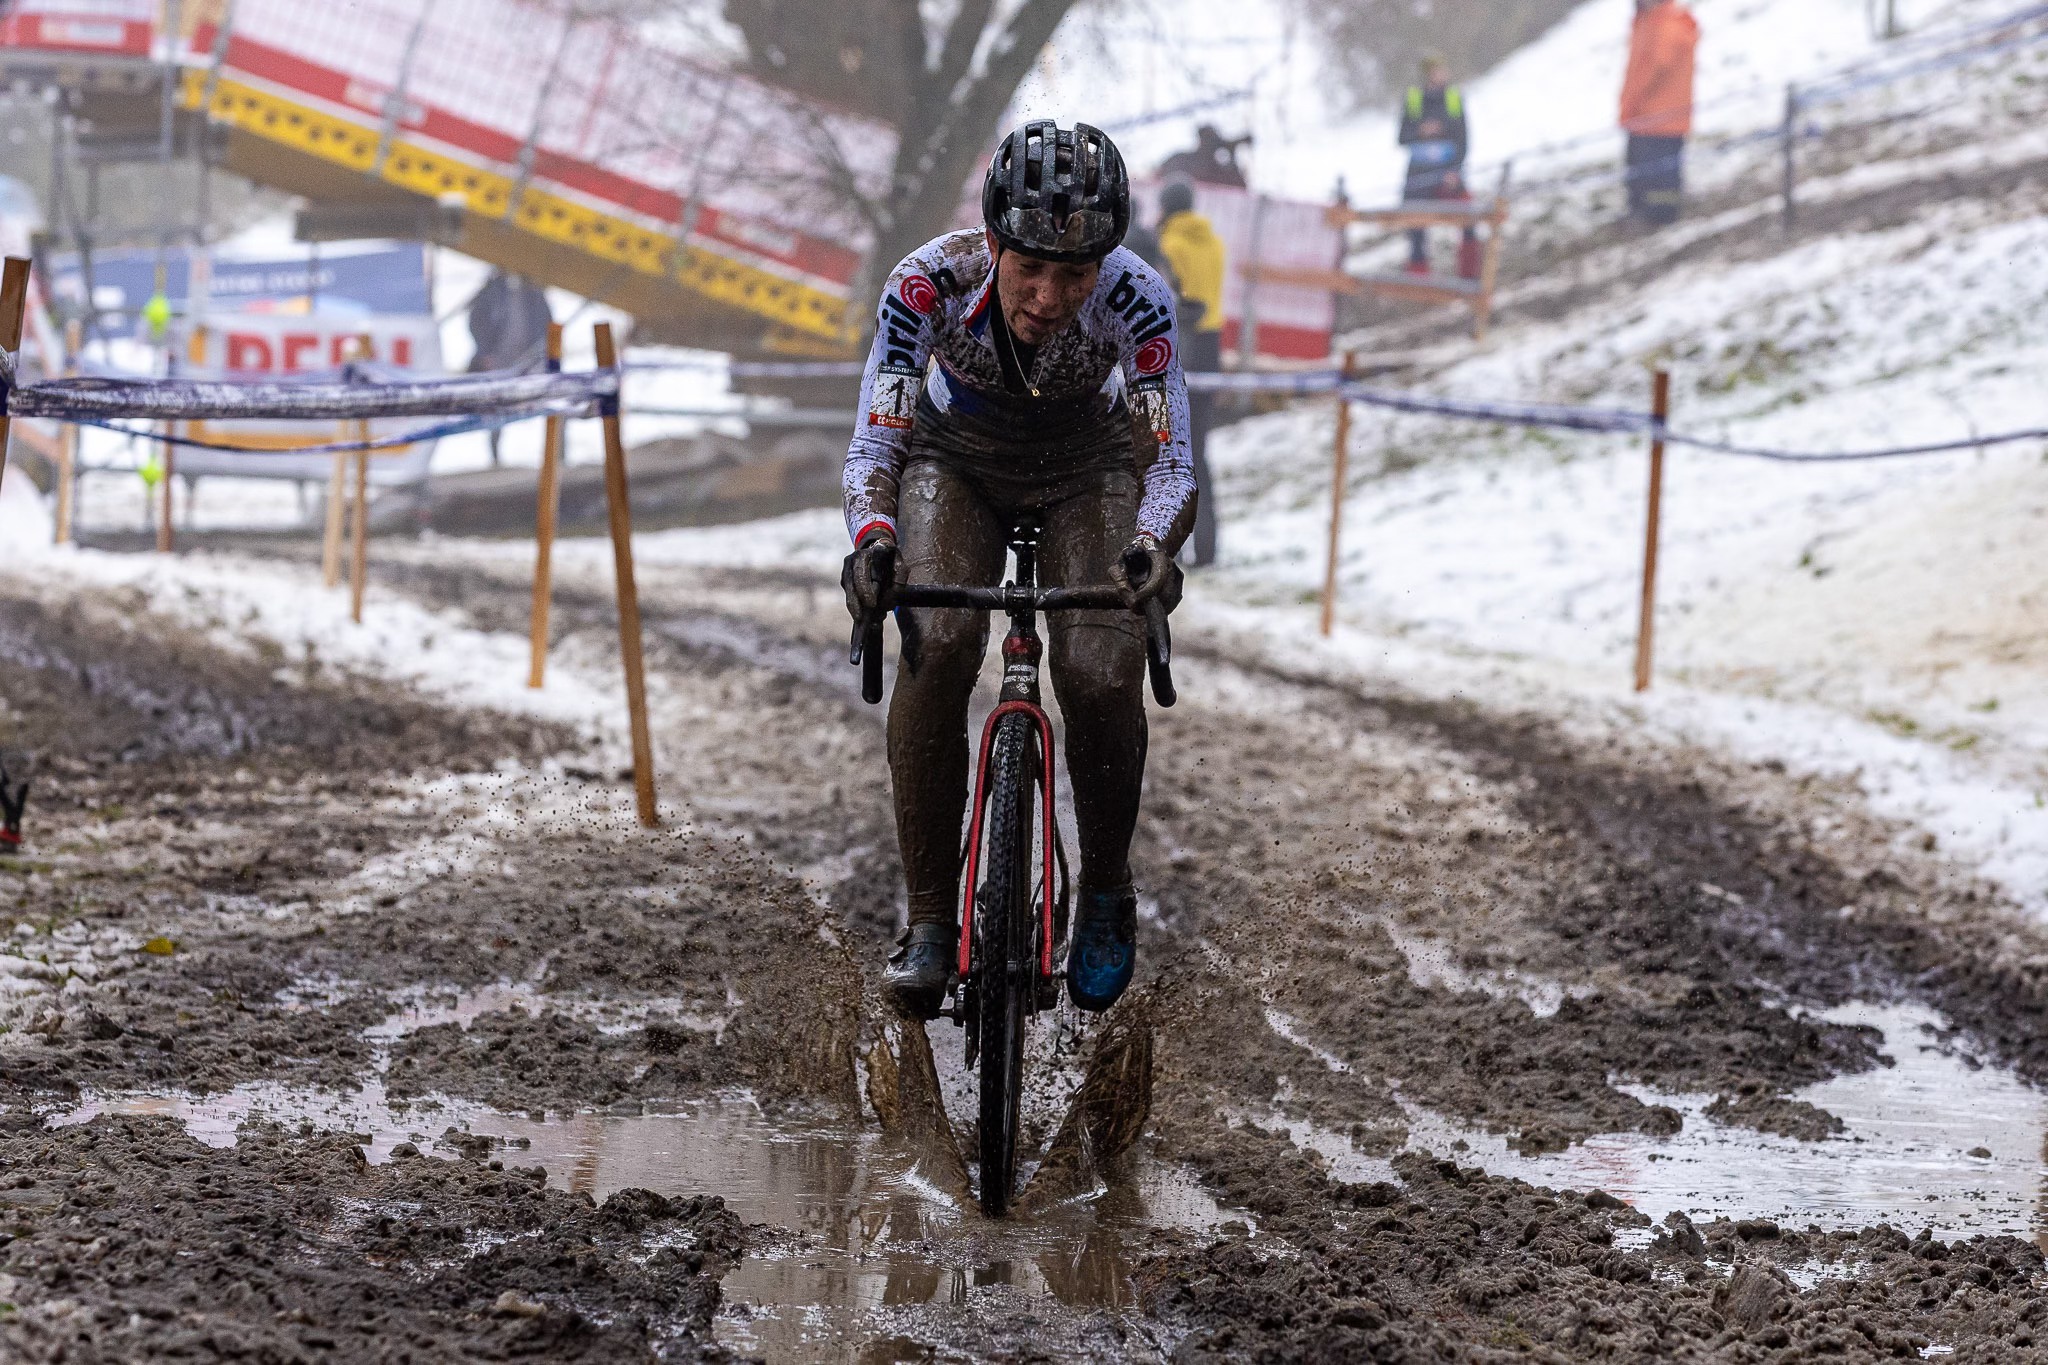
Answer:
[1156,181,1224,566]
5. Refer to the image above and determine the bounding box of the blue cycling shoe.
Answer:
[1065,888,1137,1012]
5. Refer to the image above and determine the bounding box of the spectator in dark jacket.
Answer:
[1159,124,1251,188]
[1398,56,1481,279]
[467,270,553,466]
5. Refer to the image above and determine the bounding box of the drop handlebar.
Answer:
[848,584,1176,709]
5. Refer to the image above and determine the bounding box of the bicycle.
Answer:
[850,515,1175,1216]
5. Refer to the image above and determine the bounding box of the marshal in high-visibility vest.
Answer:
[1396,58,1480,276]
[1398,73,1469,200]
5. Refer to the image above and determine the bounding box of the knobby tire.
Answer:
[976,713,1037,1218]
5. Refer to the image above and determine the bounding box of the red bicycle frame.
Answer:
[957,700,1059,982]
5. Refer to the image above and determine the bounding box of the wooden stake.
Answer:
[349,431,369,624]
[348,336,372,622]
[0,258,27,493]
[55,318,79,544]
[1781,84,1798,232]
[321,453,347,585]
[1475,204,1508,343]
[1319,353,1357,638]
[1633,369,1672,693]
[593,322,658,827]
[527,321,565,689]
[157,422,175,553]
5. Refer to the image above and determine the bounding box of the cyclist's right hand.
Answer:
[842,529,898,621]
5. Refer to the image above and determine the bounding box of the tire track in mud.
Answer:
[342,549,2048,1148]
[24,548,2045,1361]
[406,552,2048,1360]
[0,575,874,1361]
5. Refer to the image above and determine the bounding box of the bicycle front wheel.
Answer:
[975,711,1038,1217]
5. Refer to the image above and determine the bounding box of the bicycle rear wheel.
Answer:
[974,712,1038,1217]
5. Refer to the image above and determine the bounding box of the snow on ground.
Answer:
[2,537,632,764]
[1030,0,2017,205]
[1167,13,2048,914]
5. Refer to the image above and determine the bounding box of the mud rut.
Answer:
[1,547,2046,1363]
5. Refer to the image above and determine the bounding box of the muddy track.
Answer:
[1,550,2045,1361]
[331,552,2048,1346]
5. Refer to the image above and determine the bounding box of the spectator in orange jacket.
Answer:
[1619,0,1699,225]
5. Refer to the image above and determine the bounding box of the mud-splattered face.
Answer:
[987,231,1100,345]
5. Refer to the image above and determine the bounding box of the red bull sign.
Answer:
[190,315,441,377]
[173,314,446,483]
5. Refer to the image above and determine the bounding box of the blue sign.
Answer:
[47,243,432,317]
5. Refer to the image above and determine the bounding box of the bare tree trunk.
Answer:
[723,0,1094,291]
[870,0,1081,278]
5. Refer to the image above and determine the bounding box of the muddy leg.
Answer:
[888,461,1006,928]
[1043,470,1148,895]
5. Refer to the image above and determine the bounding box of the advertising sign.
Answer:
[173,313,445,484]
[45,243,432,322]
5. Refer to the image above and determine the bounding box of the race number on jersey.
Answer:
[868,363,924,430]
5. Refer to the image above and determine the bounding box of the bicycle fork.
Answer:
[956,624,1066,1020]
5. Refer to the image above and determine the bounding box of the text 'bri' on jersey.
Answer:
[841,228,1199,547]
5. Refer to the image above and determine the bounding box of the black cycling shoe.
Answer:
[884,922,959,1020]
[1066,888,1137,1012]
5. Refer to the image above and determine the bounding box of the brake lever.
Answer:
[1142,598,1176,708]
[850,612,886,705]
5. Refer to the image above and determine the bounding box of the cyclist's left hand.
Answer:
[1112,534,1183,613]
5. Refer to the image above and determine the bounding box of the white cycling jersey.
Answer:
[842,229,1196,546]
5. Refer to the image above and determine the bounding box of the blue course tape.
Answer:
[66,408,549,457]
[1656,423,2048,462]
[15,346,2040,465]
[9,368,615,423]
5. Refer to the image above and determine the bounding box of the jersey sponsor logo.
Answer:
[1132,376,1174,445]
[899,274,939,315]
[1135,336,1174,377]
[878,290,927,368]
[868,363,923,430]
[1105,270,1175,346]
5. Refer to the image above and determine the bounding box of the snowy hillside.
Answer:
[1184,2,2048,911]
[1029,0,2020,204]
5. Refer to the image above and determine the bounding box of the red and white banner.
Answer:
[189,313,441,379]
[0,0,153,56]
[175,313,445,483]
[1188,185,1341,364]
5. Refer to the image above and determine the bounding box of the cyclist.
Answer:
[842,120,1197,1020]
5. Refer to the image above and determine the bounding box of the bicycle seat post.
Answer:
[999,517,1045,705]
[1007,514,1042,593]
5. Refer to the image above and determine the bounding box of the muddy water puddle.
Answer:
[1264,1001,2048,1245]
[50,1083,1224,1360]
[46,981,1229,1362]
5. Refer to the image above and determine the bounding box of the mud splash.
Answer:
[1258,1000,2048,1245]
[50,1082,1231,1361]
[49,984,1221,1363]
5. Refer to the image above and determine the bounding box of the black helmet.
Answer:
[981,120,1130,264]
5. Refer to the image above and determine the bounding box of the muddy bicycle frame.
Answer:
[850,519,1173,1214]
[850,520,1176,983]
